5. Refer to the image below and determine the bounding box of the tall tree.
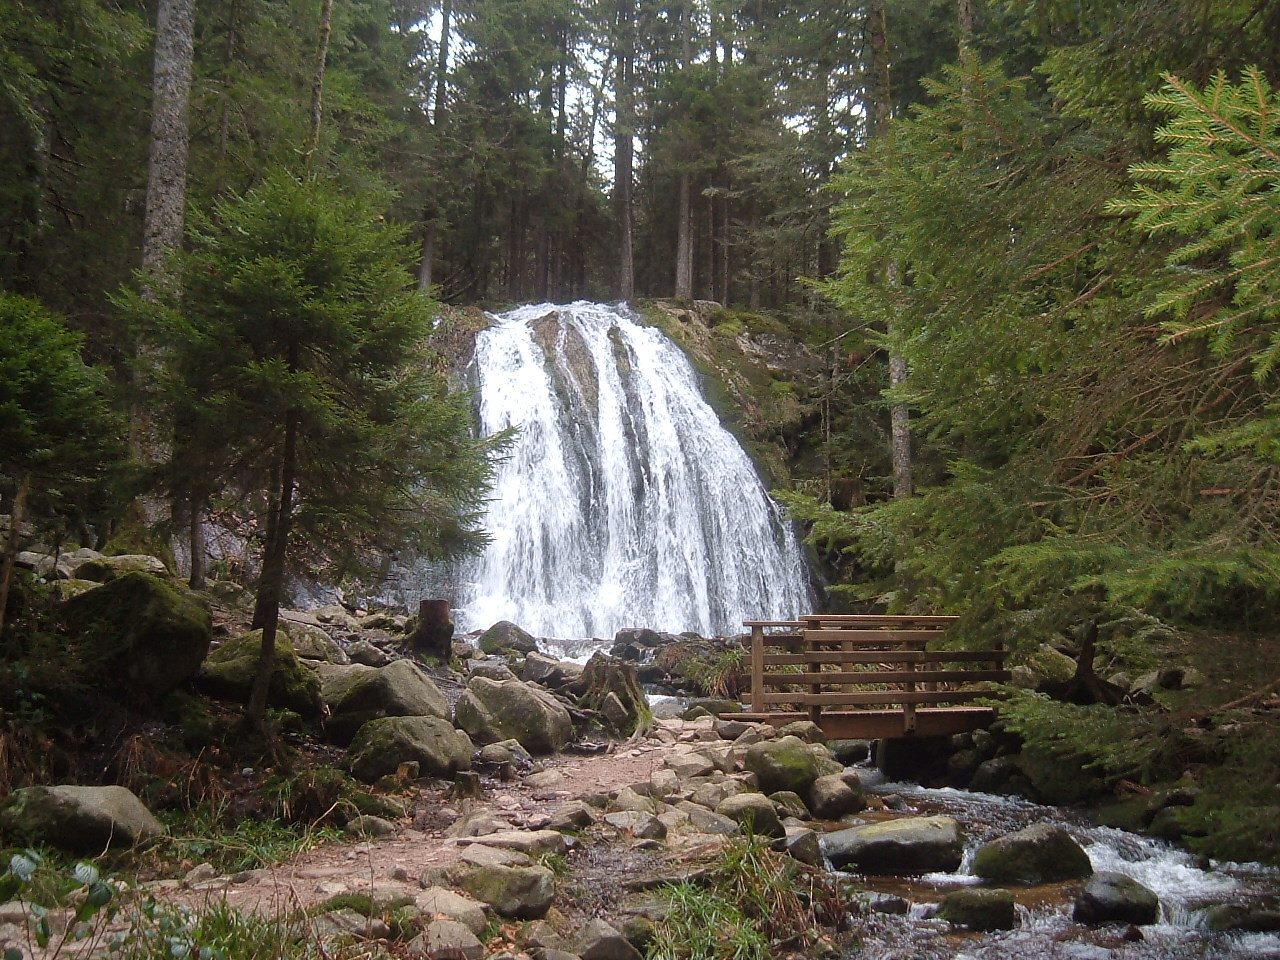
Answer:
[614,0,636,301]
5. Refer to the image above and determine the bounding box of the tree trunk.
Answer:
[418,0,452,296]
[613,0,635,302]
[0,473,32,638]
[957,0,976,52]
[866,0,912,500]
[675,173,693,298]
[141,0,196,287]
[245,410,298,729]
[215,0,243,184]
[188,493,206,589]
[306,0,336,170]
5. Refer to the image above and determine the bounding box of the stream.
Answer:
[841,770,1280,959]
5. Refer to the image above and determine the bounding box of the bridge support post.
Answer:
[750,624,764,712]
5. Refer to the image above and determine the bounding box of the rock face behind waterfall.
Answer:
[441,302,811,638]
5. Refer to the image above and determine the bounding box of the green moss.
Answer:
[199,630,322,716]
[62,571,212,700]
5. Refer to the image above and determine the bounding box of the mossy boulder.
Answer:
[198,630,322,716]
[744,736,819,796]
[454,677,573,754]
[1016,747,1110,805]
[715,793,783,838]
[62,571,212,699]
[281,619,349,664]
[318,660,451,744]
[343,715,473,783]
[0,785,165,852]
[456,863,554,919]
[972,823,1093,885]
[821,816,963,875]
[478,620,539,654]
[937,889,1017,931]
[73,553,170,582]
[1072,872,1159,925]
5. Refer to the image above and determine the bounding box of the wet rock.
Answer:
[828,739,871,765]
[743,736,819,796]
[1073,872,1159,925]
[415,887,488,935]
[576,917,643,960]
[1205,903,1280,933]
[937,888,1017,931]
[344,716,473,783]
[808,774,865,820]
[478,620,539,655]
[715,794,783,838]
[458,863,555,919]
[319,660,451,744]
[972,823,1092,885]
[822,816,963,875]
[969,756,1020,795]
[454,677,573,754]
[0,785,165,852]
[408,919,484,959]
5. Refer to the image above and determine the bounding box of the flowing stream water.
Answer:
[441,301,811,641]
[843,771,1280,959]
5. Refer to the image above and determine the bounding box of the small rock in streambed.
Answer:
[936,888,1017,931]
[1072,871,1159,926]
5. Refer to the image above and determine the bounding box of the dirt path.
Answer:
[179,736,684,916]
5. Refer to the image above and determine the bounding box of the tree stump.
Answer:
[571,653,650,736]
[410,598,453,658]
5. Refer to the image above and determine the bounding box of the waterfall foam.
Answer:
[454,301,811,640]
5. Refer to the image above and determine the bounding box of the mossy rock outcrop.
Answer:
[0,785,165,852]
[743,735,819,796]
[317,660,451,744]
[972,823,1093,885]
[343,715,473,783]
[478,620,539,654]
[73,553,170,582]
[454,677,573,754]
[198,630,322,716]
[62,571,212,700]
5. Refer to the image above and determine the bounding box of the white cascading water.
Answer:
[454,301,811,640]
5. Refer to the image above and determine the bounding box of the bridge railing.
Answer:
[741,614,1009,735]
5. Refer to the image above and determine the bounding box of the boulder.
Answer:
[62,571,211,700]
[345,815,396,838]
[281,620,349,664]
[1072,872,1159,925]
[53,578,102,601]
[782,826,823,866]
[469,659,518,682]
[715,794,783,838]
[1026,644,1077,687]
[1205,903,1280,933]
[822,816,963,875]
[409,919,483,960]
[808,774,865,820]
[344,716,473,783]
[463,830,567,856]
[199,630,322,715]
[318,660,450,744]
[347,640,390,667]
[414,887,488,936]
[73,554,169,582]
[523,652,583,687]
[457,864,555,919]
[743,736,819,796]
[936,889,1017,931]
[828,739,871,765]
[454,677,573,754]
[478,620,539,654]
[311,603,360,632]
[777,720,826,743]
[972,823,1093,885]
[549,801,596,830]
[0,785,165,852]
[603,811,667,840]
[576,918,643,960]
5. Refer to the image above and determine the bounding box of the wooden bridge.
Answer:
[737,614,1009,739]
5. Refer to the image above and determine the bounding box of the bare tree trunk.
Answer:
[188,494,206,589]
[866,0,912,500]
[0,473,32,638]
[614,0,635,302]
[306,0,336,171]
[215,0,243,183]
[958,0,976,52]
[141,0,196,287]
[675,173,693,298]
[419,0,452,292]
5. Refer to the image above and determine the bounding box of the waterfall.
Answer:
[452,301,811,640]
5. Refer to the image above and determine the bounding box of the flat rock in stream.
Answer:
[821,815,963,875]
